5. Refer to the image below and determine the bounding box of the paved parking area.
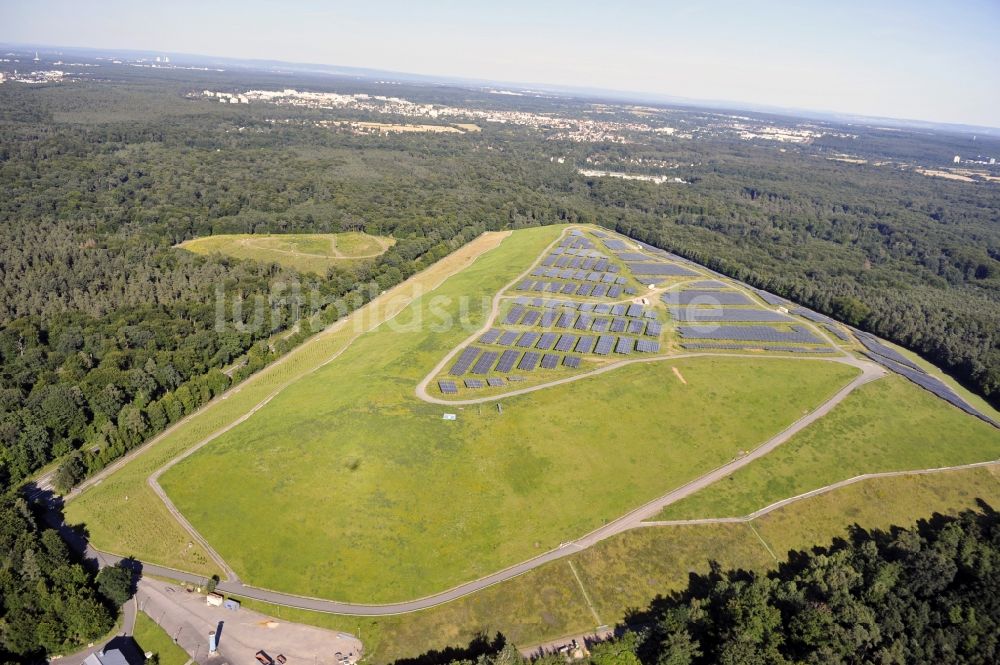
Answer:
[136,579,363,665]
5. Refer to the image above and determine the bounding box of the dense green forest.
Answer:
[0,496,120,662]
[410,506,1000,665]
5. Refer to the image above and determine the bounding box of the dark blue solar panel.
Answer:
[635,340,660,353]
[449,347,481,376]
[471,351,499,374]
[537,332,558,350]
[626,263,699,276]
[669,308,793,323]
[627,319,644,334]
[478,328,502,344]
[520,310,540,326]
[610,318,627,333]
[487,377,505,387]
[496,349,520,372]
[574,315,593,331]
[498,330,519,346]
[464,379,485,388]
[593,284,608,297]
[592,318,610,332]
[594,335,616,355]
[557,312,575,328]
[504,305,525,324]
[662,291,754,306]
[518,352,540,371]
[539,311,558,327]
[555,334,578,352]
[626,304,643,317]
[645,321,662,336]
[615,337,634,354]
[540,353,560,369]
[516,331,540,348]
[563,355,581,368]
[438,380,458,394]
[607,285,623,298]
[677,325,822,344]
[576,335,596,354]
[576,283,594,296]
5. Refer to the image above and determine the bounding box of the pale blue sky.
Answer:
[3,0,999,127]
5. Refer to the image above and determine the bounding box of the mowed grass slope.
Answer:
[178,232,393,274]
[160,228,858,602]
[64,230,516,574]
[226,463,1000,665]
[132,611,191,665]
[656,374,1000,520]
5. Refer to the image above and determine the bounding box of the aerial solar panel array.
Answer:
[540,353,560,369]
[859,351,996,425]
[635,339,660,353]
[680,342,834,354]
[563,355,582,368]
[504,305,525,324]
[496,349,520,372]
[594,335,616,355]
[668,308,794,322]
[626,263,700,277]
[518,352,540,371]
[471,351,500,374]
[615,337,634,354]
[537,332,558,350]
[662,290,755,306]
[576,335,596,354]
[677,325,823,344]
[855,333,924,372]
[686,280,729,289]
[516,331,540,348]
[438,380,458,394]
[823,324,850,342]
[449,347,481,376]
[464,379,485,389]
[478,328,502,344]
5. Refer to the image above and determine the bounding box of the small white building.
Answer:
[953,155,961,164]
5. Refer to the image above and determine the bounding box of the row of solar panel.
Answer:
[512,297,652,316]
[451,333,663,376]
[861,352,996,426]
[540,256,619,271]
[625,262,700,277]
[668,308,793,322]
[487,312,661,336]
[679,343,835,354]
[516,280,626,298]
[559,237,594,250]
[677,325,823,344]
[662,290,755,306]
[550,247,603,258]
[530,267,623,283]
[856,333,924,373]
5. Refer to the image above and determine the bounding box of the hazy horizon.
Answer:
[4,0,999,128]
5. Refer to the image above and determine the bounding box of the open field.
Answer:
[64,230,514,574]
[222,463,1000,664]
[176,232,394,274]
[132,610,191,665]
[158,224,856,602]
[656,374,1000,520]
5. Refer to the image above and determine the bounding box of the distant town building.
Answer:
[953,155,961,164]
